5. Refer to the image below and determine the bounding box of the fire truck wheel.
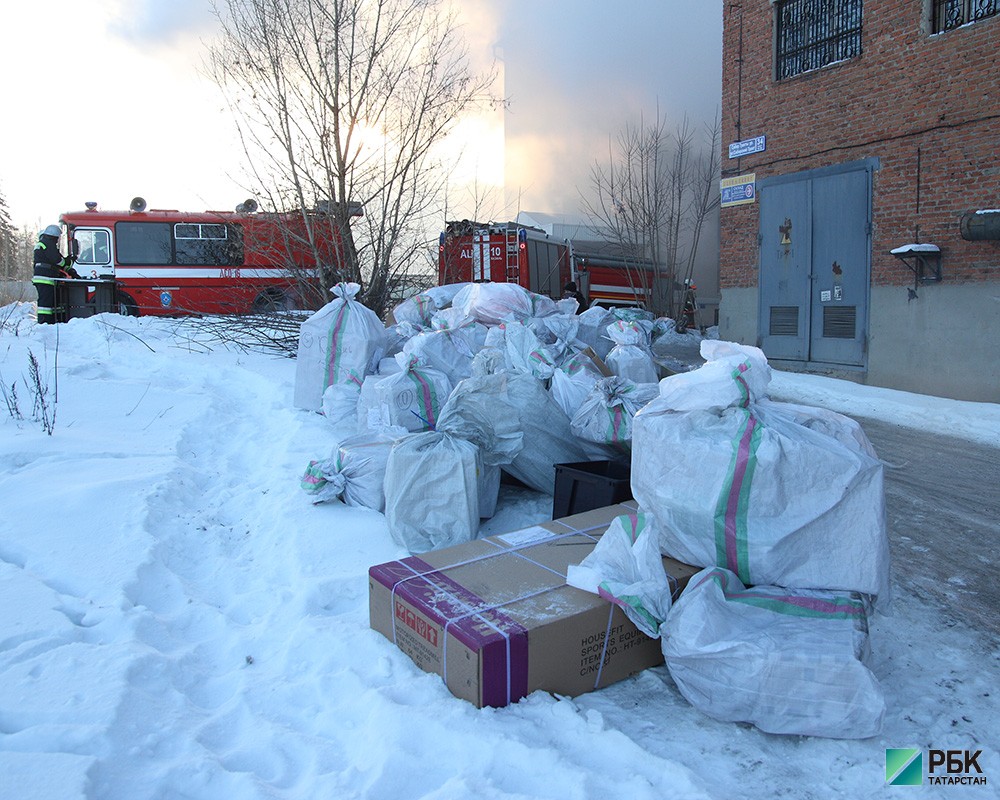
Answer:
[116,291,139,317]
[252,289,291,313]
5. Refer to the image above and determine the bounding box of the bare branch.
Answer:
[207,0,495,317]
[582,107,720,319]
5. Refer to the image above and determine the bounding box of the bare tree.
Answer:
[0,189,36,310]
[583,111,720,319]
[681,115,721,289]
[0,187,18,278]
[208,0,494,317]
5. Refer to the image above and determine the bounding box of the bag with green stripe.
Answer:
[294,282,387,411]
[358,353,452,433]
[566,512,675,638]
[632,340,890,607]
[300,430,402,512]
[570,376,659,453]
[662,567,885,739]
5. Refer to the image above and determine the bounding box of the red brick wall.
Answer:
[720,1,1000,290]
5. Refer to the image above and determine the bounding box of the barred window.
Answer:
[775,0,864,80]
[174,223,242,266]
[932,0,999,33]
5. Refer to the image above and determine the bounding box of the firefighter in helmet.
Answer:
[32,224,80,323]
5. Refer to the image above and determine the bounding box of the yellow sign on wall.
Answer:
[721,173,757,207]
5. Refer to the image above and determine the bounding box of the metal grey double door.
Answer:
[757,160,874,367]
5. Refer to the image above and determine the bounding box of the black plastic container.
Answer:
[552,459,633,519]
[58,279,117,320]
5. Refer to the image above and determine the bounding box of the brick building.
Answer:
[719,0,999,402]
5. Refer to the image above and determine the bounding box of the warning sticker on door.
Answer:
[779,218,792,245]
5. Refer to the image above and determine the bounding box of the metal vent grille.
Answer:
[823,306,856,339]
[769,306,799,336]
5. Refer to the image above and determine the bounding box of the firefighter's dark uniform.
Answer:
[33,231,78,323]
[562,281,588,314]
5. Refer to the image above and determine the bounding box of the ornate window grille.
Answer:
[775,0,864,80]
[932,0,999,33]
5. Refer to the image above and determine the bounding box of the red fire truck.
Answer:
[437,220,651,308]
[59,198,348,316]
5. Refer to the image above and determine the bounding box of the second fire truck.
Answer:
[438,219,652,308]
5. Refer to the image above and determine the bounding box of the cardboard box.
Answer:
[578,345,614,377]
[368,502,698,708]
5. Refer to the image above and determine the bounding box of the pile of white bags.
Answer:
[294,283,386,411]
[631,340,890,604]
[301,281,641,550]
[295,283,895,737]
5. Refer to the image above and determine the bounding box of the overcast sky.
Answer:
[1,1,721,230]
[495,1,723,218]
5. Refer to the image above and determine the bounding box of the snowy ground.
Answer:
[0,305,997,799]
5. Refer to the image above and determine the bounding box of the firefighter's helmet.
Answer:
[42,224,61,238]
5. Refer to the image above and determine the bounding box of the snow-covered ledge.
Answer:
[890,243,941,256]
[891,242,942,295]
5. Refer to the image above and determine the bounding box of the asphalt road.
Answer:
[856,416,1000,643]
